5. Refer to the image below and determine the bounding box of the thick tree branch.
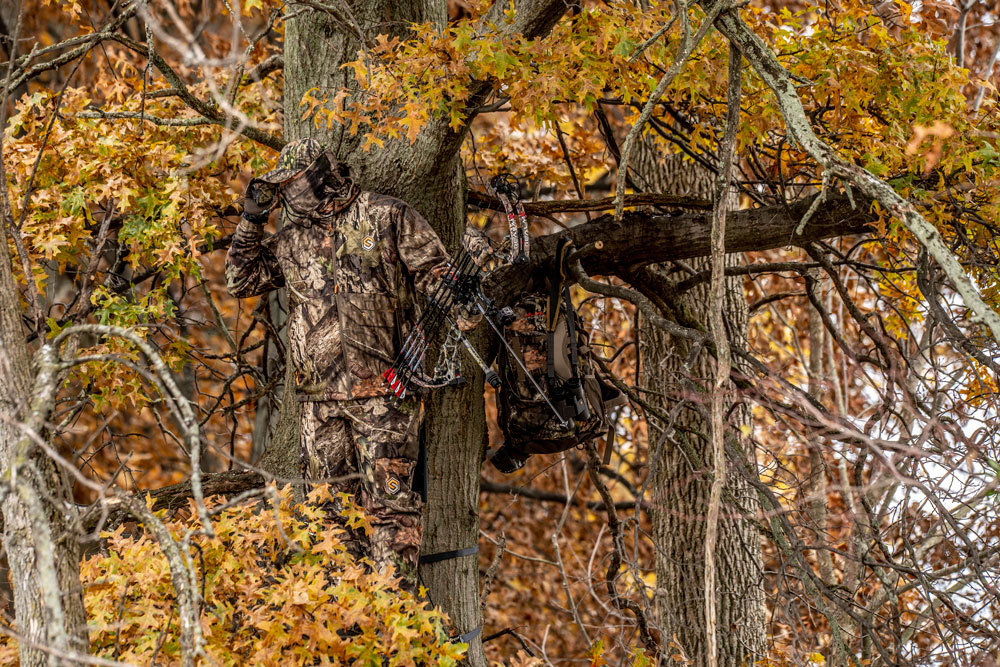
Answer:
[484,191,875,306]
[82,469,265,533]
[468,191,711,216]
[480,0,570,42]
[243,54,283,84]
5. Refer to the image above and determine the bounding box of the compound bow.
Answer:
[383,244,570,428]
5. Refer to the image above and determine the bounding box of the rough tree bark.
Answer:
[0,240,89,662]
[275,4,573,664]
[280,1,484,662]
[633,138,766,664]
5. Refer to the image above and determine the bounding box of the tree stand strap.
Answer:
[418,545,479,565]
[415,545,483,646]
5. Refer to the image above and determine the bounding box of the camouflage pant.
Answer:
[299,396,423,589]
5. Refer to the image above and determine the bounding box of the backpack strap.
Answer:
[555,238,582,380]
[509,336,528,387]
[547,237,574,383]
[562,282,582,384]
[547,238,590,422]
[545,246,565,388]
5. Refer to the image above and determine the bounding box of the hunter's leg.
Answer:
[343,396,423,592]
[299,400,357,494]
[299,400,367,561]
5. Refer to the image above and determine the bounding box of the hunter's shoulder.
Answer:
[363,192,418,216]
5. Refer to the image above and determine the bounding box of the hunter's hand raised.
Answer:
[242,179,278,224]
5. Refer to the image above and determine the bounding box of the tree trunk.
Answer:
[280,2,487,663]
[633,145,766,666]
[0,240,88,662]
[250,290,287,465]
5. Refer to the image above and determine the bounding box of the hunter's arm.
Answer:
[225,218,285,298]
[394,203,451,297]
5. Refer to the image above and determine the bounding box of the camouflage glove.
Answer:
[455,305,482,332]
[242,179,278,224]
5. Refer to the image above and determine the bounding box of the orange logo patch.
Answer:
[384,476,400,495]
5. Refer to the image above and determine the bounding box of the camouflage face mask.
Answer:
[280,153,357,222]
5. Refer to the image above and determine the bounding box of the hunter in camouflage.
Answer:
[226,138,453,590]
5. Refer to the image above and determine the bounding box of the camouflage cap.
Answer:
[258,138,327,184]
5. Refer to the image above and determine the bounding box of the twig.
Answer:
[481,479,641,511]
[704,40,741,667]
[583,442,659,657]
[628,15,678,63]
[973,26,1000,111]
[7,2,140,91]
[551,464,590,645]
[554,121,590,221]
[567,257,712,346]
[793,170,830,236]
[0,622,133,666]
[480,530,556,566]
[480,533,506,613]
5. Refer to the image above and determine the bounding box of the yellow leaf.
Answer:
[361,134,385,152]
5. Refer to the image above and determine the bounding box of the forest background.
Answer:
[0,0,999,665]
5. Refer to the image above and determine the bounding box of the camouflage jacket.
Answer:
[225,192,451,401]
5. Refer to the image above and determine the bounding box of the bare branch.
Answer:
[106,33,284,151]
[614,1,730,221]
[50,325,213,536]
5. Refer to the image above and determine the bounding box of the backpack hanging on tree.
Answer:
[489,237,626,474]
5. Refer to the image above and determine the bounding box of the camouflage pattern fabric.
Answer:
[226,150,455,590]
[300,396,423,591]
[226,190,452,401]
[257,137,325,184]
[462,227,503,273]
